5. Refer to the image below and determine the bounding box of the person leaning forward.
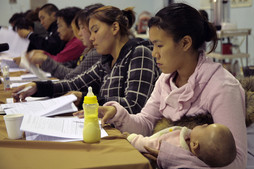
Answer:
[17,3,66,55]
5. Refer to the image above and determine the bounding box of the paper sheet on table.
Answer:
[2,94,77,116]
[21,116,108,140]
[9,68,27,72]
[19,51,49,80]
[25,132,82,142]
[6,97,49,104]
[0,56,19,68]
[0,28,29,57]
[10,79,58,88]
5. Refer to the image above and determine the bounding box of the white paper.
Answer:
[25,132,82,142]
[0,28,29,57]
[19,51,49,80]
[10,79,58,88]
[0,57,19,68]
[20,73,51,79]
[10,82,31,88]
[21,116,108,139]
[6,97,49,104]
[2,94,78,117]
[9,68,27,72]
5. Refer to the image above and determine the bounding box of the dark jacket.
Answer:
[27,21,66,55]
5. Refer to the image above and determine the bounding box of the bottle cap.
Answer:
[83,86,98,104]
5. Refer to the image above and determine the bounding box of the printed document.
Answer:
[19,51,49,80]
[21,116,108,140]
[2,94,78,116]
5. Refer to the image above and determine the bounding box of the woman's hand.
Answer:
[27,50,48,66]
[12,82,37,102]
[143,146,159,161]
[98,106,117,127]
[73,110,84,118]
[73,105,117,126]
[64,91,83,107]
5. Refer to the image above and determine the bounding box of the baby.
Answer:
[127,123,236,167]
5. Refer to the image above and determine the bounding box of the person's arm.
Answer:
[102,74,166,136]
[98,46,160,114]
[46,38,85,63]
[40,57,75,79]
[64,49,101,79]
[127,128,180,153]
[50,62,102,97]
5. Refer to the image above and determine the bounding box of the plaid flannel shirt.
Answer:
[34,38,161,114]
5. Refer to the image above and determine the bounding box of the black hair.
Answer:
[9,12,24,24]
[14,17,34,31]
[75,3,105,29]
[148,3,217,53]
[40,3,58,15]
[199,9,209,22]
[55,7,81,27]
[25,8,40,22]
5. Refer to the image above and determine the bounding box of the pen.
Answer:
[15,86,33,95]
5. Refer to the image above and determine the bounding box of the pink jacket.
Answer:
[105,52,247,169]
[46,37,85,63]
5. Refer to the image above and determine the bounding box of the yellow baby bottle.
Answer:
[83,86,101,143]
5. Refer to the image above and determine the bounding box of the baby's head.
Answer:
[189,123,236,167]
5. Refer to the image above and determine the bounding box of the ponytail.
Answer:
[122,7,136,29]
[203,20,218,53]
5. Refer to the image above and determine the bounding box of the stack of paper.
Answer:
[2,94,77,116]
[1,94,108,142]
[22,116,108,142]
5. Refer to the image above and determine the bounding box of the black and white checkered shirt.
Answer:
[34,38,161,114]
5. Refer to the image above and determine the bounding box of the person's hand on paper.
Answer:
[27,50,48,66]
[12,82,37,102]
[98,106,117,127]
[17,28,32,38]
[73,110,84,118]
[64,91,82,107]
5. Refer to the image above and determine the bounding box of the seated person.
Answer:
[17,3,66,55]
[25,8,47,37]
[127,123,236,167]
[9,12,24,30]
[12,6,161,115]
[21,4,103,79]
[28,7,85,63]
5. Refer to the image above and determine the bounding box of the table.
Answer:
[0,74,152,169]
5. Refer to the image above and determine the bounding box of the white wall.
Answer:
[1,0,253,65]
[176,0,254,66]
[0,0,30,27]
[0,0,165,27]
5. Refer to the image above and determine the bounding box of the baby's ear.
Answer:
[190,140,199,155]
